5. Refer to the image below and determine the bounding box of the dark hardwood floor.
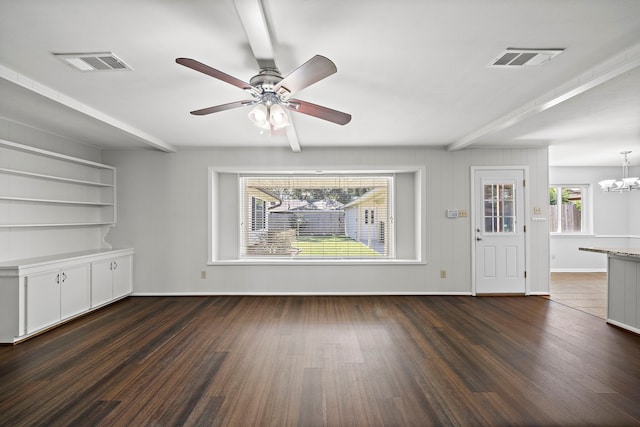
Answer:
[1,295,640,426]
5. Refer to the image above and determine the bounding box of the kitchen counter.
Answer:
[578,247,640,259]
[579,247,640,334]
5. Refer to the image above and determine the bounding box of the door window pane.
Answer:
[483,183,515,233]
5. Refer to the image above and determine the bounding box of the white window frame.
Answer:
[549,184,592,235]
[208,167,426,265]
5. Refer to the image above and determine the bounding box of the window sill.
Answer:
[208,258,425,266]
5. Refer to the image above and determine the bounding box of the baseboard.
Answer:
[550,268,607,273]
[607,319,640,335]
[131,291,475,296]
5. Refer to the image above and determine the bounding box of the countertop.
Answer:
[579,247,640,259]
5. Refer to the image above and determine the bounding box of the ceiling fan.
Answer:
[175,55,351,131]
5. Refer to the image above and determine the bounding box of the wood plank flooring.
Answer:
[549,272,607,318]
[1,295,640,426]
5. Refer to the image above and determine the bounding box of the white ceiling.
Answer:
[1,0,639,166]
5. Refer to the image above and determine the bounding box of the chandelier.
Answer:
[598,151,640,192]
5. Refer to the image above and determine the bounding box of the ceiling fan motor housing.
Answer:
[250,68,283,92]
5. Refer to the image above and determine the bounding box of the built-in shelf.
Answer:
[0,139,114,169]
[0,196,114,206]
[0,139,116,228]
[0,222,116,228]
[0,167,114,187]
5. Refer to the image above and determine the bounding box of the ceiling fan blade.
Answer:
[274,55,337,96]
[176,58,252,91]
[287,99,351,125]
[190,100,254,116]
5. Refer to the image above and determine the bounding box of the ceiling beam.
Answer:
[447,41,640,152]
[233,0,277,70]
[0,65,176,153]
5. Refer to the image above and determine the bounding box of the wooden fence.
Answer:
[549,204,581,232]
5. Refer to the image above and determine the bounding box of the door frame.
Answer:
[470,166,531,296]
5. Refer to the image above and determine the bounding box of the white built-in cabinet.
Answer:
[0,139,115,227]
[0,138,133,344]
[91,255,132,307]
[27,263,90,334]
[0,249,134,344]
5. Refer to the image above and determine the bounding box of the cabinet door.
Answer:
[60,264,90,320]
[26,270,61,334]
[91,259,113,307]
[112,255,132,299]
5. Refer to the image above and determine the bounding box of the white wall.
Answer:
[549,165,639,271]
[629,165,640,248]
[101,146,549,295]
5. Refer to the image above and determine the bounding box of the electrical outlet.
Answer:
[200,271,207,279]
[458,210,468,218]
[440,270,447,279]
[534,207,542,215]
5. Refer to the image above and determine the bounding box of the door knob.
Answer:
[476,237,482,241]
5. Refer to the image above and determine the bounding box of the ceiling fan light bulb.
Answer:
[248,104,269,128]
[269,104,290,129]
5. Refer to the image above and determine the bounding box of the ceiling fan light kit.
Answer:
[176,55,351,133]
[248,103,289,130]
[598,151,640,192]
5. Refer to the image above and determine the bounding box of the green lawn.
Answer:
[293,235,381,257]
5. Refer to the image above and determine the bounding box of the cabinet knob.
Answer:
[62,272,67,282]
[55,274,60,284]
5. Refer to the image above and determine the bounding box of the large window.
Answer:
[239,175,393,259]
[549,185,589,233]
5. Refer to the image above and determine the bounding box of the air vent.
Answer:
[53,52,132,71]
[489,48,565,68]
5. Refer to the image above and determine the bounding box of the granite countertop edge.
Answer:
[579,247,640,259]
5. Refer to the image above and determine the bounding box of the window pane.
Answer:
[561,187,582,232]
[549,185,585,233]
[484,201,495,217]
[483,183,516,234]
[502,201,513,216]
[484,185,495,200]
[503,217,514,232]
[240,175,392,259]
[485,217,494,233]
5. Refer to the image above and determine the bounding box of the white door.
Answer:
[474,169,526,294]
